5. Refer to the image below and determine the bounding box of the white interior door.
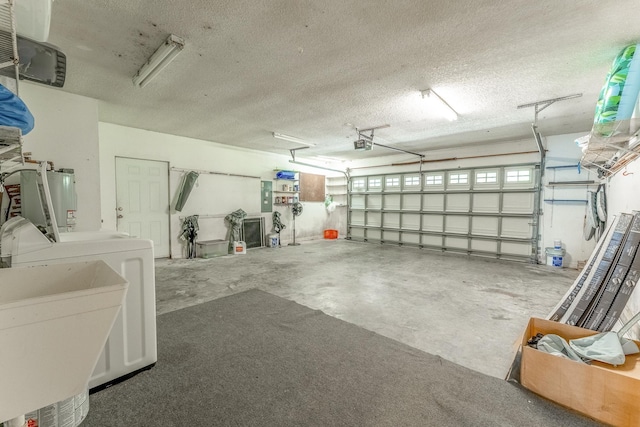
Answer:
[116,157,170,258]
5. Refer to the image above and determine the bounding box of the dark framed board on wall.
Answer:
[300,172,325,202]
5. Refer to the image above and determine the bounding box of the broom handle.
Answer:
[618,311,640,337]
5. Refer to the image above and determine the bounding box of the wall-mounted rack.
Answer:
[580,130,640,178]
[0,1,23,174]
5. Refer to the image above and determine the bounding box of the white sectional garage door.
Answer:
[348,164,539,262]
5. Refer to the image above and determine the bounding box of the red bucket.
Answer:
[324,229,338,239]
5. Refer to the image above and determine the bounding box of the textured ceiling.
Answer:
[45,0,640,161]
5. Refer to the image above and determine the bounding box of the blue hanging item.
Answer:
[275,170,295,180]
[0,84,35,135]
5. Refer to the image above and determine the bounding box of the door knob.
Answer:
[117,214,124,219]
[117,207,123,211]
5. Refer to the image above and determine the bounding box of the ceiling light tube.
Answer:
[272,132,316,147]
[421,89,458,121]
[133,34,185,88]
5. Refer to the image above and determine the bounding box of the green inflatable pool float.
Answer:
[593,43,640,136]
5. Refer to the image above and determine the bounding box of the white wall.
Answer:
[542,132,598,268]
[606,153,640,217]
[99,123,336,258]
[20,83,102,231]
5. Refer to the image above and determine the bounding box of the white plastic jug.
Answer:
[545,247,565,267]
[233,241,246,255]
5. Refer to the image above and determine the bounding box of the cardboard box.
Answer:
[520,317,640,426]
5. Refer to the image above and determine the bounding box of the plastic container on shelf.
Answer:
[275,170,296,180]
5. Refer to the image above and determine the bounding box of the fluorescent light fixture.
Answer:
[133,34,184,88]
[272,132,316,147]
[421,89,458,121]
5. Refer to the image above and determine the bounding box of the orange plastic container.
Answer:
[324,229,338,239]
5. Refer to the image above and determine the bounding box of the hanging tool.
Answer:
[179,215,199,258]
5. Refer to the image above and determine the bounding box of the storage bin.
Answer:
[196,239,229,258]
[324,229,338,239]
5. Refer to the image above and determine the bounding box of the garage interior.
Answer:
[2,1,640,426]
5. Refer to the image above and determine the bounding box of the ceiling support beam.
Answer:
[517,93,582,124]
[289,147,309,162]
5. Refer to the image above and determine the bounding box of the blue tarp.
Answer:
[275,170,296,180]
[0,84,34,135]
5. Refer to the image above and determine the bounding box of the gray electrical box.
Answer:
[261,180,272,212]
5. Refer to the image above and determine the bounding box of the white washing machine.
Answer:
[1,217,157,390]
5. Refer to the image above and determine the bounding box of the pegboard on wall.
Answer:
[300,172,325,202]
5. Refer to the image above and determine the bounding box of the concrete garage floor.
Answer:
[155,239,579,379]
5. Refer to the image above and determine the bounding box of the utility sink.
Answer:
[0,261,128,423]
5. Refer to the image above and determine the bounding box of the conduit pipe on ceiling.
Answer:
[288,160,350,179]
[288,147,350,178]
[349,149,542,170]
[370,142,425,175]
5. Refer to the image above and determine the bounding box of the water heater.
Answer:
[20,169,77,232]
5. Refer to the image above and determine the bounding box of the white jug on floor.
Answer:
[233,241,246,255]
